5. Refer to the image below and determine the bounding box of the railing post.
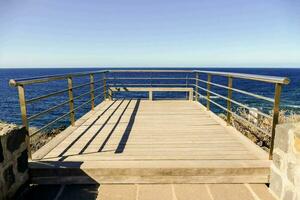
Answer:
[206,74,211,110]
[188,88,193,101]
[149,90,153,101]
[103,72,107,100]
[17,85,31,159]
[90,74,95,110]
[108,89,113,100]
[227,77,233,125]
[195,72,199,101]
[269,83,282,159]
[67,77,75,126]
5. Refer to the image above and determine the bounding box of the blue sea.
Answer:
[1,68,300,130]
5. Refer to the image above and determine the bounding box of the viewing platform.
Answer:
[9,70,290,185]
[30,100,270,184]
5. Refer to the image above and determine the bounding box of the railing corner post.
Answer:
[17,85,31,159]
[67,77,75,126]
[206,74,211,110]
[195,72,199,102]
[149,90,153,101]
[227,77,233,125]
[270,83,282,159]
[90,74,95,110]
[103,72,107,100]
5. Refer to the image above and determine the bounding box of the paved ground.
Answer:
[20,184,277,200]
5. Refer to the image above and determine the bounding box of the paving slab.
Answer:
[208,184,255,200]
[97,184,137,200]
[138,184,173,200]
[173,184,213,200]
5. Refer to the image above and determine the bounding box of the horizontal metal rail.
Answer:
[27,99,71,121]
[106,77,189,80]
[26,80,104,104]
[192,84,272,119]
[9,70,108,86]
[108,83,188,86]
[194,91,270,136]
[194,70,290,84]
[193,78,274,103]
[26,88,69,104]
[109,70,192,73]
[30,91,105,137]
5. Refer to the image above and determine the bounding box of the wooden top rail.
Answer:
[193,70,290,85]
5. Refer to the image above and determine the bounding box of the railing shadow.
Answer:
[115,99,140,153]
[98,99,132,152]
[49,99,140,161]
[57,100,122,161]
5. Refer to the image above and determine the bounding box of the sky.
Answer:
[0,0,300,68]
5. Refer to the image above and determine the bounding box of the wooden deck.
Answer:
[30,100,270,184]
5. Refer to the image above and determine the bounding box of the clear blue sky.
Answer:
[0,0,299,68]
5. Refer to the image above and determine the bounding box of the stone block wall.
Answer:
[270,123,300,200]
[0,123,29,200]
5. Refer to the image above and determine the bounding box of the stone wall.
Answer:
[0,123,29,200]
[270,122,300,200]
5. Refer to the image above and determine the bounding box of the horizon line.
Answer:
[1,66,300,69]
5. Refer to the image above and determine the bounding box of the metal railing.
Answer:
[9,69,290,160]
[9,70,109,159]
[192,70,289,159]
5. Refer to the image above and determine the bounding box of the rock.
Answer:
[270,167,283,198]
[17,150,28,173]
[3,165,15,190]
[0,140,3,163]
[7,127,26,153]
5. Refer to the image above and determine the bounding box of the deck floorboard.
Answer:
[31,100,270,184]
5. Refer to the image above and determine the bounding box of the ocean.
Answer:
[1,68,300,129]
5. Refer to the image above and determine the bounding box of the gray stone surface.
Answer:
[6,128,26,153]
[0,140,3,163]
[98,184,136,200]
[270,167,283,198]
[283,189,295,200]
[273,150,283,170]
[0,123,29,199]
[138,184,173,200]
[275,123,295,153]
[287,161,297,184]
[270,123,300,200]
[3,165,15,190]
[17,150,28,173]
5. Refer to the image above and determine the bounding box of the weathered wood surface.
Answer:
[31,100,270,184]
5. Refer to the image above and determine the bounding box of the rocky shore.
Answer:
[220,109,300,152]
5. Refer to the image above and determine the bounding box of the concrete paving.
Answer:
[20,184,277,200]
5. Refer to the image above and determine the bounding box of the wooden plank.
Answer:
[32,100,270,184]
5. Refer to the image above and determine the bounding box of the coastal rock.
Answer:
[0,140,3,163]
[6,127,26,153]
[0,122,29,199]
[17,150,28,173]
[3,165,15,190]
